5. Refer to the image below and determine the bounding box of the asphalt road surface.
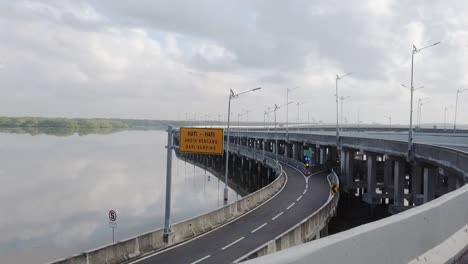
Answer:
[130,163,331,264]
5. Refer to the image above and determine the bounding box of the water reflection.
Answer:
[0,131,237,264]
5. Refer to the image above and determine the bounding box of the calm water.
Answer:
[0,131,237,264]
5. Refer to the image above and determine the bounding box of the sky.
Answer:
[1,0,468,125]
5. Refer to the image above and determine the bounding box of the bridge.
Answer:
[53,128,468,264]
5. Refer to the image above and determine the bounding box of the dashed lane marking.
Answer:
[190,255,211,264]
[286,202,295,210]
[272,211,284,220]
[251,223,267,233]
[221,237,245,251]
[297,195,303,201]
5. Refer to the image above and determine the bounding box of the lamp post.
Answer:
[454,89,468,133]
[335,73,351,148]
[274,101,294,161]
[224,87,261,205]
[407,41,440,161]
[286,87,299,138]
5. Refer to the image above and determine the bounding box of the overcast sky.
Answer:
[1,0,468,125]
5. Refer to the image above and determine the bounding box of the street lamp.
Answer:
[224,87,261,205]
[384,115,392,128]
[454,89,468,132]
[407,41,440,161]
[336,73,352,148]
[286,87,299,138]
[274,101,294,161]
[340,96,351,132]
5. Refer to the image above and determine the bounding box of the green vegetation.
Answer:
[0,116,222,136]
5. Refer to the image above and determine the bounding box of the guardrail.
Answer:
[234,167,340,262]
[243,184,468,264]
[52,144,286,264]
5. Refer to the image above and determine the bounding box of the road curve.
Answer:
[130,163,330,264]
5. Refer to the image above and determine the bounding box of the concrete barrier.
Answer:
[51,146,286,264]
[235,170,339,262]
[242,184,468,264]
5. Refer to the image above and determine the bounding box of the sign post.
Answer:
[164,127,224,244]
[108,209,117,243]
[163,125,177,244]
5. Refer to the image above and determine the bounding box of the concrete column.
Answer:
[315,144,320,165]
[383,157,393,189]
[346,151,354,189]
[293,143,300,161]
[394,160,405,207]
[319,147,325,165]
[340,150,346,184]
[300,143,305,161]
[367,154,376,196]
[424,167,436,203]
[411,165,422,196]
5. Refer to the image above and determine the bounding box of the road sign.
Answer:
[109,210,117,222]
[331,184,339,194]
[179,127,224,155]
[304,149,312,157]
[304,156,311,162]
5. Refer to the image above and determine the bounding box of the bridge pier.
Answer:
[423,167,437,203]
[393,159,406,208]
[363,153,379,204]
[411,164,423,205]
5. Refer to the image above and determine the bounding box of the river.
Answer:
[0,130,238,263]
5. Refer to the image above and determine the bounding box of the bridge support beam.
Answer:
[393,160,405,207]
[424,167,437,203]
[345,150,355,190]
[319,147,325,165]
[411,164,423,205]
[383,156,393,193]
[363,153,379,204]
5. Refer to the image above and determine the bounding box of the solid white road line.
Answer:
[251,223,267,233]
[221,237,245,251]
[286,202,295,210]
[190,255,211,264]
[272,211,284,220]
[297,195,303,201]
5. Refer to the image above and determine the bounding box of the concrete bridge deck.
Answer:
[129,163,330,264]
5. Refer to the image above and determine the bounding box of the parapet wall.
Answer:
[243,183,468,264]
[51,144,286,264]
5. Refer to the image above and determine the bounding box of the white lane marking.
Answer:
[190,255,211,264]
[272,211,284,220]
[251,223,267,233]
[221,237,245,251]
[306,184,308,189]
[303,189,307,195]
[297,195,303,201]
[286,202,295,210]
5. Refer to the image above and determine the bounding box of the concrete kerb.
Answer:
[234,167,340,263]
[51,146,286,264]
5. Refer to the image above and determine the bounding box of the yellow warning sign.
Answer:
[179,127,224,155]
[331,184,339,194]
